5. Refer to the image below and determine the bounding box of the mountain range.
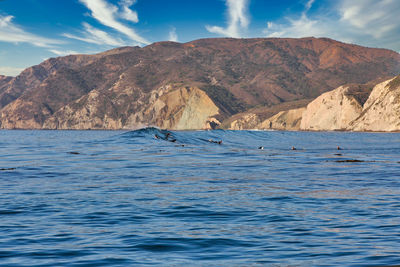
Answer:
[0,37,399,130]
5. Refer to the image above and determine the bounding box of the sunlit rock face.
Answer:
[228,113,261,130]
[43,84,220,130]
[349,76,400,132]
[300,86,363,131]
[256,75,400,132]
[259,107,306,131]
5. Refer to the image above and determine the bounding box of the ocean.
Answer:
[0,128,399,266]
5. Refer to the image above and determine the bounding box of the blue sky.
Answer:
[0,0,399,76]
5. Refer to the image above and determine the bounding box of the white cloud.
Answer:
[338,0,400,39]
[63,23,126,46]
[305,0,315,12]
[206,0,249,38]
[79,0,149,45]
[0,15,62,47]
[49,49,80,57]
[0,66,24,76]
[168,27,178,42]
[263,0,400,51]
[119,0,139,23]
[264,0,327,39]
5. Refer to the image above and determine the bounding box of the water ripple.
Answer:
[0,129,399,266]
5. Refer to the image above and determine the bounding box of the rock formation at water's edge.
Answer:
[237,75,400,132]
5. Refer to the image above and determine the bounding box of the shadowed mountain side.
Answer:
[0,75,12,87]
[0,37,399,129]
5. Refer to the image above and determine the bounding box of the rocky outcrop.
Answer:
[256,75,400,132]
[224,99,311,130]
[42,84,220,130]
[228,113,260,130]
[259,107,306,130]
[226,107,305,131]
[143,85,220,130]
[300,86,363,130]
[348,76,400,131]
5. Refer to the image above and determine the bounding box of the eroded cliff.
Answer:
[299,86,363,131]
[252,75,400,132]
[348,76,400,131]
[42,84,220,130]
[259,108,306,131]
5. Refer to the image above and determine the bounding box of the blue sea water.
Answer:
[0,128,399,266]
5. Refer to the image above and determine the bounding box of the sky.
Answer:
[0,0,400,76]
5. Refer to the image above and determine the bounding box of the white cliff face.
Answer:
[349,77,400,131]
[300,86,363,131]
[225,75,400,132]
[228,113,260,130]
[144,85,220,130]
[258,107,305,131]
[258,75,400,132]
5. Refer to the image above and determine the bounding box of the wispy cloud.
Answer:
[0,66,24,76]
[338,0,400,39]
[49,49,80,57]
[206,0,249,38]
[168,27,178,42]
[119,0,139,23]
[305,0,315,12]
[78,0,149,45]
[0,15,62,47]
[264,0,327,39]
[263,0,400,51]
[63,22,126,46]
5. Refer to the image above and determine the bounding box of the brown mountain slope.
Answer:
[0,37,399,129]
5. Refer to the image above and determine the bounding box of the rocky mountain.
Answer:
[240,75,400,132]
[0,37,399,129]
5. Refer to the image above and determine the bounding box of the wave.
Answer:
[115,127,374,152]
[115,127,275,149]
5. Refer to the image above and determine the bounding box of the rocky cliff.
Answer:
[224,99,310,130]
[0,37,399,130]
[348,76,400,131]
[249,75,400,132]
[42,84,220,130]
[259,107,306,131]
[299,86,363,131]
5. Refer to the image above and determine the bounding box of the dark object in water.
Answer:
[67,152,80,155]
[337,146,342,150]
[334,153,343,156]
[0,167,16,171]
[208,139,222,144]
[291,146,296,150]
[258,146,264,150]
[155,132,176,143]
[336,159,364,163]
[165,132,176,142]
